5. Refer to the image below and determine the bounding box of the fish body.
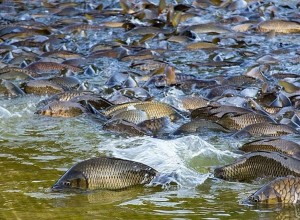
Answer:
[233,123,299,138]
[240,139,300,159]
[246,176,300,204]
[257,20,300,33]
[36,101,86,117]
[23,79,64,95]
[103,119,147,136]
[111,109,149,124]
[217,112,275,131]
[104,101,182,121]
[214,151,300,182]
[173,119,229,135]
[52,157,158,191]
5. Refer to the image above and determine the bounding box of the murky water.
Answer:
[1,0,300,219]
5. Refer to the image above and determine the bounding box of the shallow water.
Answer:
[1,0,300,219]
[1,96,300,219]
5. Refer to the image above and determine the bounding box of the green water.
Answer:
[0,97,299,220]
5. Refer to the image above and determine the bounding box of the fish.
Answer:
[25,61,82,73]
[179,96,210,111]
[48,76,81,90]
[103,101,183,121]
[214,151,300,182]
[137,117,171,136]
[22,79,65,95]
[173,119,229,135]
[52,157,158,191]
[240,139,300,159]
[191,104,253,121]
[233,123,299,138]
[111,109,149,124]
[35,101,86,117]
[103,119,147,136]
[245,176,300,204]
[217,112,276,131]
[257,20,300,34]
[0,67,38,79]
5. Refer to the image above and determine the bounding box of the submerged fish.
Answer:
[52,157,158,191]
[214,151,300,182]
[36,101,86,117]
[245,176,300,204]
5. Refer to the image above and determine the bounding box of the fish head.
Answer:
[246,185,282,204]
[51,170,88,191]
[213,167,226,180]
[232,130,252,139]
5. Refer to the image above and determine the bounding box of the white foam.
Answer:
[99,135,237,188]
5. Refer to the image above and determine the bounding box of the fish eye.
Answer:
[250,196,259,202]
[63,181,71,186]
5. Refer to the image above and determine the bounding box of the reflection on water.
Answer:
[1,94,299,219]
[1,0,300,219]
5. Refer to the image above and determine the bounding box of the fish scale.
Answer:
[246,177,300,204]
[52,157,158,190]
[240,139,300,158]
[214,151,300,182]
[218,112,275,130]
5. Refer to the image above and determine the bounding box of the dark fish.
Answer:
[103,119,147,136]
[0,67,37,79]
[22,79,64,95]
[52,157,158,191]
[217,112,276,131]
[191,104,252,121]
[25,61,82,73]
[137,117,171,136]
[245,176,300,204]
[48,76,81,91]
[173,119,229,135]
[36,101,86,117]
[240,139,300,159]
[214,151,300,182]
[233,123,299,138]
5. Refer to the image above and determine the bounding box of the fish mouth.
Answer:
[50,184,64,192]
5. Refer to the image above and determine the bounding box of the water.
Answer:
[1,0,300,219]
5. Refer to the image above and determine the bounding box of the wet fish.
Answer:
[22,79,65,95]
[103,119,147,136]
[111,109,149,124]
[36,101,86,117]
[179,96,210,111]
[48,76,81,91]
[233,123,299,138]
[25,61,82,73]
[245,176,300,204]
[257,20,300,34]
[0,67,38,79]
[191,104,252,121]
[173,119,229,135]
[52,157,158,191]
[103,101,182,121]
[240,139,300,159]
[137,117,171,136]
[217,112,276,131]
[214,151,300,182]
